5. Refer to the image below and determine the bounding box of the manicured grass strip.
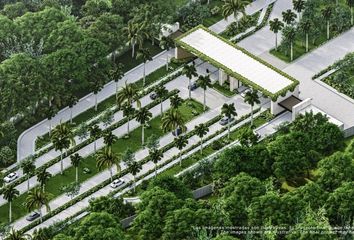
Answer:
[212,82,236,97]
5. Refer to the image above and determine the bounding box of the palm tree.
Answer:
[96,147,119,182]
[122,103,136,135]
[127,161,142,192]
[116,82,141,108]
[89,65,105,112]
[21,158,35,191]
[136,107,152,145]
[89,124,102,153]
[221,103,237,139]
[285,26,296,61]
[269,18,284,50]
[347,0,354,25]
[51,122,75,175]
[3,185,19,223]
[103,131,118,150]
[124,21,149,57]
[121,148,135,166]
[197,75,212,111]
[222,0,251,28]
[136,48,152,87]
[37,168,51,191]
[67,95,77,124]
[46,106,56,137]
[282,9,296,25]
[195,123,209,154]
[5,228,31,240]
[170,95,183,109]
[159,36,175,70]
[161,109,186,136]
[174,135,188,166]
[244,89,260,126]
[155,85,168,115]
[321,5,333,40]
[182,64,198,99]
[299,19,312,52]
[293,0,305,21]
[70,153,82,183]
[110,63,125,101]
[25,187,50,223]
[149,148,163,177]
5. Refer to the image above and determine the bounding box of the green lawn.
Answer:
[0,99,204,224]
[212,82,237,97]
[35,62,182,150]
[203,0,224,27]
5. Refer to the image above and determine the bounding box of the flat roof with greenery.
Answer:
[175,25,299,100]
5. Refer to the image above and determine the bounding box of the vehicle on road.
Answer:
[219,117,234,126]
[172,126,187,136]
[3,172,18,183]
[110,178,125,189]
[26,212,40,221]
[188,82,198,91]
[149,92,158,100]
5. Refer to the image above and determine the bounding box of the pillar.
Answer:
[219,69,227,86]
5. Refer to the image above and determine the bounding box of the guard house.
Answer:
[174,25,299,115]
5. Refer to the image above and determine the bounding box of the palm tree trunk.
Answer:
[143,63,146,87]
[179,152,182,166]
[27,176,30,191]
[166,53,169,71]
[351,7,353,25]
[275,33,278,50]
[160,101,163,115]
[200,137,203,155]
[127,117,130,135]
[94,141,97,153]
[290,42,293,61]
[116,81,119,101]
[154,163,157,177]
[95,94,98,111]
[306,33,309,52]
[251,105,254,126]
[228,123,230,139]
[142,124,145,145]
[9,201,12,223]
[110,167,113,182]
[39,207,43,223]
[49,119,52,137]
[60,151,63,175]
[76,167,79,183]
[188,78,191,99]
[203,89,206,111]
[327,21,330,40]
[133,175,136,192]
[132,43,135,58]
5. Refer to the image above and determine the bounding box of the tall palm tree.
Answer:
[159,36,175,70]
[110,63,125,101]
[197,75,212,111]
[182,64,198,99]
[89,65,105,112]
[170,95,183,109]
[51,122,75,175]
[221,103,237,139]
[96,147,119,182]
[269,18,284,50]
[195,123,209,155]
[25,187,50,223]
[46,106,56,137]
[116,82,141,108]
[155,85,168,115]
[321,5,333,40]
[127,161,142,192]
[21,158,35,191]
[244,89,260,126]
[89,124,102,154]
[103,131,118,150]
[124,21,149,57]
[70,153,82,183]
[282,9,296,25]
[293,0,305,21]
[5,228,31,240]
[37,168,51,191]
[3,185,19,223]
[67,95,78,124]
[136,107,152,145]
[347,0,354,25]
[299,19,312,52]
[161,109,186,136]
[136,48,152,87]
[283,26,297,61]
[222,0,251,28]
[149,148,163,177]
[122,103,136,135]
[174,135,188,166]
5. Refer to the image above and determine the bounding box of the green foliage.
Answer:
[88,196,135,220]
[148,175,193,200]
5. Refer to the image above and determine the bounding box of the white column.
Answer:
[219,69,226,86]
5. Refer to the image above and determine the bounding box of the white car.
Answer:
[110,178,125,189]
[3,172,18,183]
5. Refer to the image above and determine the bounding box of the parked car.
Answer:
[219,117,234,126]
[149,92,158,100]
[3,172,18,183]
[110,178,125,189]
[188,82,198,91]
[240,89,251,98]
[172,126,187,136]
[26,212,40,221]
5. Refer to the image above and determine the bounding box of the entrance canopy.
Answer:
[175,26,299,100]
[278,95,302,112]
